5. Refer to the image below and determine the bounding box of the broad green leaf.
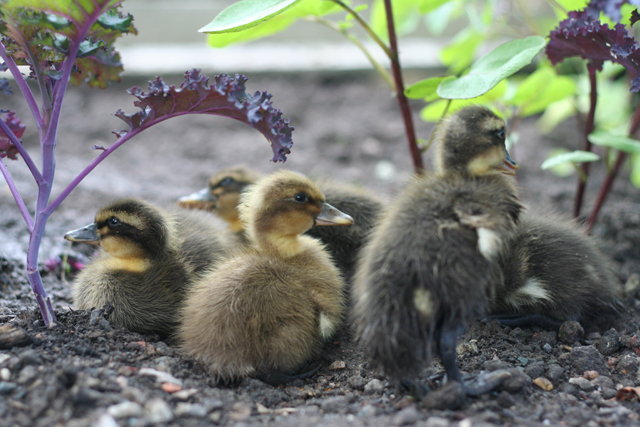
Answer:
[439,29,483,74]
[205,0,344,47]
[419,0,454,14]
[589,132,640,153]
[199,0,300,33]
[405,77,445,101]
[370,0,421,40]
[424,1,456,36]
[438,36,546,100]
[541,150,600,171]
[420,80,507,122]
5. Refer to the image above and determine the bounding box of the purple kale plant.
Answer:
[0,0,293,326]
[546,1,640,229]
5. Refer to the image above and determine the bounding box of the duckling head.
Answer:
[65,199,175,262]
[178,165,259,232]
[433,106,519,177]
[239,170,354,255]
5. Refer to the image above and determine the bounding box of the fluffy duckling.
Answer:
[178,165,260,237]
[65,199,229,337]
[178,166,383,281]
[489,211,623,331]
[352,106,523,395]
[179,170,354,384]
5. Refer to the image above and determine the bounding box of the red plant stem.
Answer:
[573,67,597,218]
[585,102,640,232]
[383,0,424,173]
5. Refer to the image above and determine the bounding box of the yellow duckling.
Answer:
[179,170,354,385]
[178,166,382,281]
[65,199,230,337]
[352,106,523,396]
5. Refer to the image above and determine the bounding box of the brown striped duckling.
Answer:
[352,106,523,396]
[489,211,623,331]
[178,166,383,281]
[179,170,354,385]
[65,198,230,337]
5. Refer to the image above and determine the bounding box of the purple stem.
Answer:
[0,159,33,230]
[383,0,424,173]
[0,41,44,127]
[585,103,640,232]
[573,67,597,218]
[0,114,44,184]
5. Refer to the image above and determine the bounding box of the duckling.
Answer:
[488,211,623,331]
[179,170,354,384]
[352,106,523,396]
[65,198,230,337]
[178,166,383,281]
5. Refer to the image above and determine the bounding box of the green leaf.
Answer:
[420,80,507,122]
[199,0,301,33]
[204,0,344,47]
[419,0,454,14]
[370,0,421,40]
[439,29,483,74]
[405,77,445,101]
[423,1,456,36]
[541,150,600,171]
[437,36,546,100]
[589,132,640,153]
[631,153,640,188]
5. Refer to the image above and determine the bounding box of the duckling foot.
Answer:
[253,363,321,386]
[485,312,563,330]
[400,378,431,400]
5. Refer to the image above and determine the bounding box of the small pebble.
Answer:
[364,379,384,394]
[545,364,564,384]
[501,369,531,393]
[145,398,173,423]
[0,367,10,381]
[347,375,366,390]
[423,381,465,410]
[601,387,618,399]
[107,401,144,418]
[497,390,515,408]
[357,404,377,418]
[17,365,37,385]
[524,362,545,379]
[0,381,17,395]
[596,329,621,356]
[483,359,510,371]
[584,370,599,379]
[392,405,420,425]
[569,377,595,392]
[592,376,614,389]
[229,402,251,421]
[329,360,346,370]
[542,343,553,353]
[321,396,350,413]
[558,321,584,344]
[533,377,554,391]
[175,402,207,418]
[425,416,450,427]
[570,345,608,374]
[138,368,182,385]
[94,413,119,427]
[172,388,198,400]
[616,355,639,374]
[0,354,10,365]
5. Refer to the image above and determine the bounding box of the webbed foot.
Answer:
[485,312,564,329]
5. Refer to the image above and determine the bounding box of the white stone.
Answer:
[107,401,144,418]
[138,367,183,385]
[145,398,174,423]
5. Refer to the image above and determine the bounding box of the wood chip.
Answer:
[616,387,640,401]
[584,370,599,379]
[161,382,183,393]
[533,377,554,391]
[0,324,33,349]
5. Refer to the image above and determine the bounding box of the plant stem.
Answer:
[327,0,393,58]
[573,67,597,218]
[383,0,424,173]
[309,16,395,90]
[0,114,44,184]
[585,101,640,232]
[26,215,56,326]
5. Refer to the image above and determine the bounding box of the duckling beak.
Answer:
[177,188,216,209]
[498,150,519,176]
[64,223,100,246]
[315,203,354,226]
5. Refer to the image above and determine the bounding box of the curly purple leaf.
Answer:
[0,111,25,160]
[586,0,640,21]
[115,70,294,162]
[547,10,640,92]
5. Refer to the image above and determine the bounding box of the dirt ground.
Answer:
[2,71,640,427]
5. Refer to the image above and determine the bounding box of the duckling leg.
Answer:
[486,312,564,330]
[437,326,464,384]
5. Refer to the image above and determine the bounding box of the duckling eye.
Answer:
[220,177,233,187]
[495,129,505,139]
[107,217,121,227]
[294,193,308,203]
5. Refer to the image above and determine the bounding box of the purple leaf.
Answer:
[0,111,24,160]
[115,70,293,162]
[546,10,640,91]
[0,78,12,95]
[586,0,640,21]
[631,9,640,25]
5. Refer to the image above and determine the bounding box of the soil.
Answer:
[2,71,640,427]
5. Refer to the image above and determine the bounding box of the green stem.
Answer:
[309,16,395,89]
[327,0,393,59]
